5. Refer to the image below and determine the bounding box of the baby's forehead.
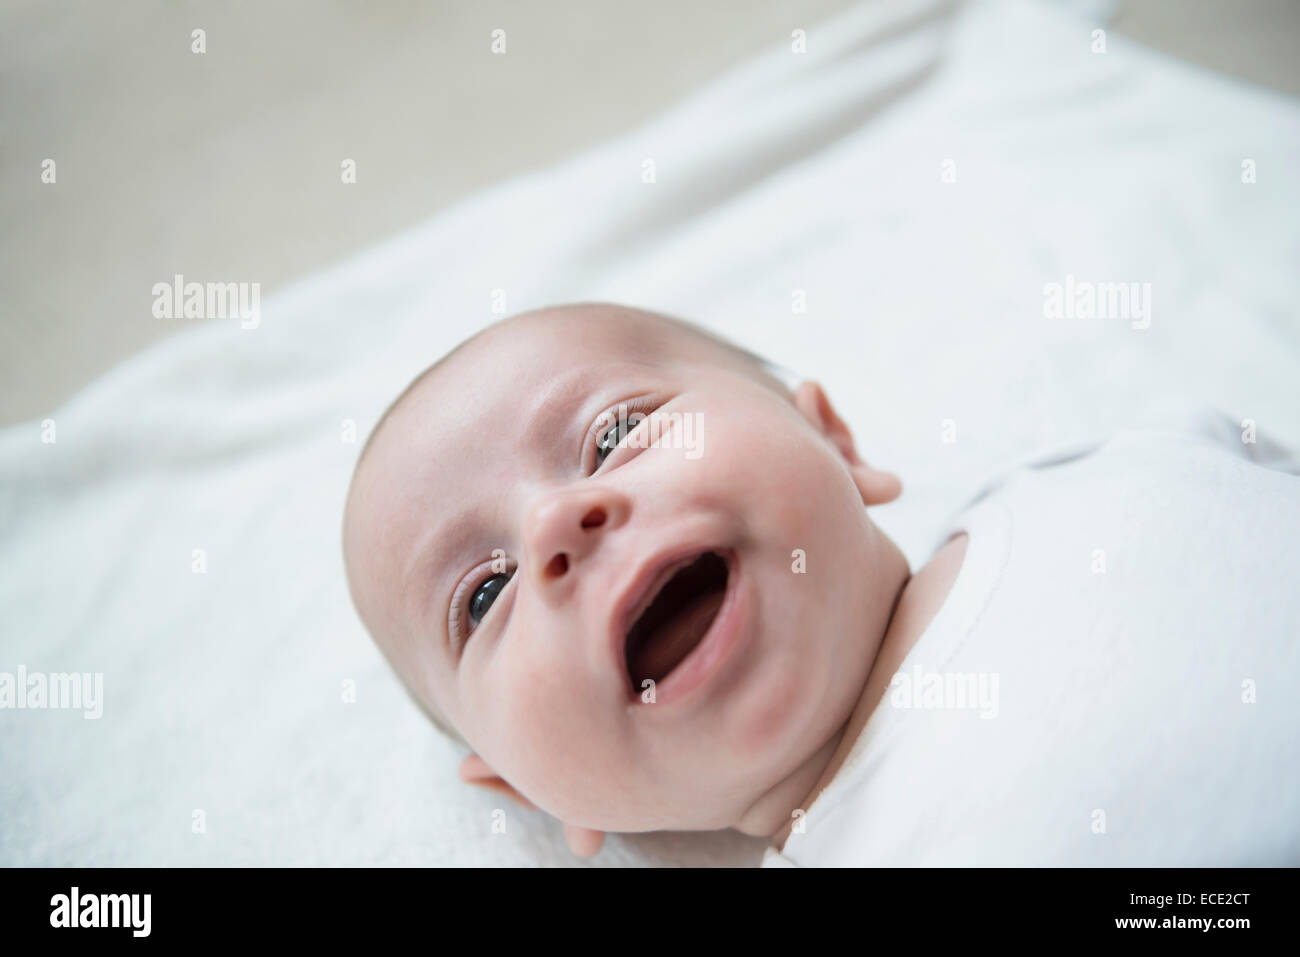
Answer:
[444,307,685,384]
[389,309,706,435]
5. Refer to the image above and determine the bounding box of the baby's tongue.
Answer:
[628,591,726,684]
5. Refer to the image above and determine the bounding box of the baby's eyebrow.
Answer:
[404,507,479,587]
[402,507,480,649]
[524,366,605,451]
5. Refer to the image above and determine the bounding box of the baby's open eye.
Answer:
[595,413,646,466]
[584,394,666,474]
[469,573,511,624]
[596,421,629,465]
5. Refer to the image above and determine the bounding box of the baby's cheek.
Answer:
[729,425,855,533]
[490,658,616,802]
[494,660,569,743]
[729,644,820,760]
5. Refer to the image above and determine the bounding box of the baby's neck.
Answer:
[735,531,970,849]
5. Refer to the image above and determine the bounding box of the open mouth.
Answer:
[624,551,729,689]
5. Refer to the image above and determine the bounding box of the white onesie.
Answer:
[763,407,1300,866]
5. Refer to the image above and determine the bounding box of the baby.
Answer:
[342,302,1300,865]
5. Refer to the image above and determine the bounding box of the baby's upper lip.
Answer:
[608,539,719,693]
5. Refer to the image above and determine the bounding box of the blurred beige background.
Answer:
[2,0,1298,425]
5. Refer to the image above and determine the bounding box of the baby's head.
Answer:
[342,303,906,842]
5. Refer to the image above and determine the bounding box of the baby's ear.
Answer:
[792,381,902,507]
[457,754,606,858]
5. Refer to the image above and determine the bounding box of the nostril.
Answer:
[545,553,569,578]
[580,507,606,529]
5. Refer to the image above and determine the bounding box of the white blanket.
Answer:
[4,0,1298,866]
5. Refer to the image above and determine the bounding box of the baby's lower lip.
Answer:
[625,551,750,710]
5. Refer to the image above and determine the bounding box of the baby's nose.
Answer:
[523,486,630,591]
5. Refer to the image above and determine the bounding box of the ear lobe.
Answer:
[792,381,903,507]
[458,754,607,858]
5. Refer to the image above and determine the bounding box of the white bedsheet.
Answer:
[3,0,1298,866]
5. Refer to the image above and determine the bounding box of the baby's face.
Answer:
[344,306,901,833]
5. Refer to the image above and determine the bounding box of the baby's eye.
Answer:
[595,413,646,466]
[586,395,668,473]
[469,573,511,624]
